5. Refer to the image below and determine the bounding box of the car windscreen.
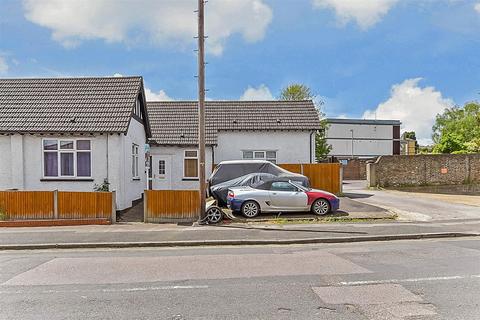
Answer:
[290,180,310,191]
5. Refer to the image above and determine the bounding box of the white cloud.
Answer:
[363,78,453,144]
[312,0,398,29]
[22,0,272,55]
[0,55,8,74]
[475,2,480,13]
[240,84,274,100]
[145,87,173,101]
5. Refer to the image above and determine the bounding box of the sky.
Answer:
[1,0,480,144]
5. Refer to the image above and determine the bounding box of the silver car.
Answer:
[226,180,340,218]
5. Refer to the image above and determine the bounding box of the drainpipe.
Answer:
[310,131,315,163]
[106,134,109,183]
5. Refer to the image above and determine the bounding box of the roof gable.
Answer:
[147,100,321,145]
[0,76,144,134]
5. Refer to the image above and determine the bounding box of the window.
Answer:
[271,181,297,192]
[158,160,166,175]
[132,144,139,179]
[242,151,253,159]
[184,150,198,178]
[42,139,91,178]
[133,98,142,119]
[242,150,277,163]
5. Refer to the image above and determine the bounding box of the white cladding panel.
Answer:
[0,136,12,189]
[327,139,393,157]
[214,131,314,164]
[326,123,395,157]
[327,123,393,139]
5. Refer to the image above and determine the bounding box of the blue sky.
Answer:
[1,0,480,143]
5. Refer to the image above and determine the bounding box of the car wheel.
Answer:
[241,201,260,218]
[311,198,330,215]
[206,206,223,224]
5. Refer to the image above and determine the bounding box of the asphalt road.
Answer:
[343,180,480,221]
[1,238,479,320]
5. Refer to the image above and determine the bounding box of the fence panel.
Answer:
[58,191,112,219]
[145,190,199,222]
[279,163,341,194]
[0,191,54,220]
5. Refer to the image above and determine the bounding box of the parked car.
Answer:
[208,160,310,206]
[210,172,277,207]
[226,179,339,218]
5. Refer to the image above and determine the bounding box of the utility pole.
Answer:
[197,0,206,221]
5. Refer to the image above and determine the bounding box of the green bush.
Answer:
[0,207,8,221]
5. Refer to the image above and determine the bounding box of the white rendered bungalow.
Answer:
[146,100,321,190]
[0,76,151,210]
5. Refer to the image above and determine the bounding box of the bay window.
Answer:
[43,139,91,178]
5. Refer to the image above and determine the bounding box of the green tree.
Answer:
[432,102,480,153]
[279,84,331,161]
[279,84,313,101]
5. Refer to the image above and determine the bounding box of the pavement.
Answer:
[1,238,479,319]
[0,219,479,250]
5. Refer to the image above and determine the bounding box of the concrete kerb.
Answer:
[0,232,478,251]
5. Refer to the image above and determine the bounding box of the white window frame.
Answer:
[41,138,92,179]
[158,159,166,177]
[132,144,139,179]
[242,150,277,163]
[183,149,199,179]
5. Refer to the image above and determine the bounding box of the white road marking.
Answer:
[339,274,480,286]
[0,285,208,295]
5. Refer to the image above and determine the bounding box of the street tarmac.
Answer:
[0,238,479,319]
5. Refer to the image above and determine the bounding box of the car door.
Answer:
[268,181,308,211]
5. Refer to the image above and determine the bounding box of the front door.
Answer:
[268,181,308,211]
[152,155,172,190]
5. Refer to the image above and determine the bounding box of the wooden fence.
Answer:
[0,191,54,220]
[58,191,113,219]
[0,190,114,223]
[279,163,341,194]
[144,190,199,223]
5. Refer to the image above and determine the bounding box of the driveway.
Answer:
[343,180,480,221]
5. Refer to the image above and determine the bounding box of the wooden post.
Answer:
[53,189,58,219]
[111,190,116,224]
[339,164,343,194]
[197,0,206,221]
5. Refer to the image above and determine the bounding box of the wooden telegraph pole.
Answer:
[197,0,206,221]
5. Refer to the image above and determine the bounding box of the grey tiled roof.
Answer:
[147,100,321,145]
[0,76,144,133]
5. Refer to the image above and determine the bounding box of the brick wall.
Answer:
[367,154,480,187]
